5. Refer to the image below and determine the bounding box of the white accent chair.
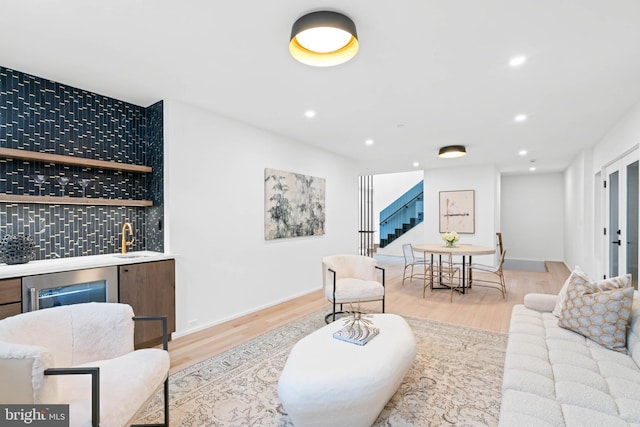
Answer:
[322,254,385,323]
[0,302,170,427]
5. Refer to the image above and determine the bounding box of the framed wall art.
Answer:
[264,168,326,240]
[439,189,475,233]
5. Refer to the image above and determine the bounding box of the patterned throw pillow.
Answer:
[552,266,588,317]
[557,273,633,352]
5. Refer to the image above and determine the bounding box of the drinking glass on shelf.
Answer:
[77,179,90,198]
[33,174,46,195]
[56,176,70,196]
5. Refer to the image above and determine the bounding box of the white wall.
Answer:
[501,173,565,263]
[423,164,500,265]
[592,100,640,172]
[565,99,640,279]
[564,150,597,276]
[163,99,359,337]
[160,94,640,337]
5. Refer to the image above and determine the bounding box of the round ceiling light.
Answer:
[289,11,359,67]
[438,145,467,158]
[509,55,527,67]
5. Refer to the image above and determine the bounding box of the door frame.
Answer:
[602,148,639,280]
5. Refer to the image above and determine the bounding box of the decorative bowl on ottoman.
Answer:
[0,234,35,265]
[277,313,417,427]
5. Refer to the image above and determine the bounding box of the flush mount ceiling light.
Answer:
[289,11,359,67]
[438,145,466,158]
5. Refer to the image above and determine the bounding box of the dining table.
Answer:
[412,243,496,294]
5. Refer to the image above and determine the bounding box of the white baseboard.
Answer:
[172,287,322,339]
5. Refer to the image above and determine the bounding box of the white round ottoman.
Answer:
[277,313,416,427]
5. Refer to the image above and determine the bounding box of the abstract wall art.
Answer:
[264,168,326,240]
[439,189,475,233]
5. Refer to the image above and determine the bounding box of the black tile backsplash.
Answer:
[145,100,164,253]
[0,67,164,260]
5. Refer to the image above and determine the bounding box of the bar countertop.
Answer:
[0,251,175,279]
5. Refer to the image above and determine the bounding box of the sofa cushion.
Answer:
[59,348,169,427]
[557,273,633,352]
[629,295,640,368]
[524,293,558,312]
[327,278,385,303]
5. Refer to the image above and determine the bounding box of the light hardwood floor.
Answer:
[167,256,570,373]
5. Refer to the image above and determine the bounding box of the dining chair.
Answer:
[467,249,507,298]
[401,243,431,285]
[423,250,462,302]
[496,232,504,255]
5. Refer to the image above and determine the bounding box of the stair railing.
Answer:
[379,181,424,248]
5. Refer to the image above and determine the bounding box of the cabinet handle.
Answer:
[29,287,39,311]
[123,269,129,272]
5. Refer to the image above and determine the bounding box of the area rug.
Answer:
[135,312,507,426]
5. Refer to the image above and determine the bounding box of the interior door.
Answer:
[604,150,639,288]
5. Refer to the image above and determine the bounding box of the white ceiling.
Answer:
[2,0,640,175]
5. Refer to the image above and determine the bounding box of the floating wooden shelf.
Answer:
[0,194,152,207]
[0,148,152,173]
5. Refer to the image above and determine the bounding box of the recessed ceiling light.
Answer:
[509,55,527,67]
[364,139,374,146]
[304,110,316,118]
[518,150,528,156]
[529,166,536,172]
[514,114,527,122]
[412,162,420,167]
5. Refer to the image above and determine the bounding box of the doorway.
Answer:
[604,149,639,288]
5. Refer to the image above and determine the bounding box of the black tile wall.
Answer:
[0,67,164,260]
[0,204,145,257]
[145,100,164,252]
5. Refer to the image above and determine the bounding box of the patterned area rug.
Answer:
[135,312,507,426]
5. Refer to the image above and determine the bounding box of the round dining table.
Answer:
[412,243,496,294]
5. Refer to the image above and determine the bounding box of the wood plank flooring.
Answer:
[167,256,570,373]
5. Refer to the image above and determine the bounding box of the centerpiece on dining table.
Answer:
[442,231,459,248]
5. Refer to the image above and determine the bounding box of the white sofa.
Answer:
[500,292,640,426]
[0,303,170,427]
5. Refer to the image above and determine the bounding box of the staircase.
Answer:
[379,181,423,248]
